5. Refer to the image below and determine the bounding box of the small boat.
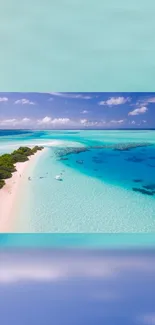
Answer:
[55,174,63,181]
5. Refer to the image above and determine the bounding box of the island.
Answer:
[0,146,44,189]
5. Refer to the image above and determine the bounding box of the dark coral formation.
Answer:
[143,184,155,190]
[110,142,152,151]
[133,179,143,183]
[55,147,89,158]
[125,157,145,163]
[147,164,155,168]
[54,142,153,159]
[132,187,154,196]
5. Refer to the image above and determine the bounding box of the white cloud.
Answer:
[82,110,88,114]
[0,116,103,129]
[142,120,147,123]
[146,97,155,103]
[80,119,96,126]
[38,116,52,124]
[37,116,70,126]
[141,97,155,105]
[0,117,31,127]
[80,119,105,127]
[110,119,124,124]
[128,106,148,116]
[49,92,92,100]
[0,118,17,126]
[134,96,155,108]
[131,121,136,124]
[51,118,70,125]
[99,97,130,106]
[14,98,35,105]
[0,97,8,102]
[22,117,30,122]
[80,119,88,124]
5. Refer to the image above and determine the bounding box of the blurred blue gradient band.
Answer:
[0,248,155,325]
[0,234,155,248]
[0,1,155,91]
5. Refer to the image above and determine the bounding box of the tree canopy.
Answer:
[0,146,44,189]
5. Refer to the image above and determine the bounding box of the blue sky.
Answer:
[0,92,155,129]
[0,249,155,325]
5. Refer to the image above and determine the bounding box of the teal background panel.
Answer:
[0,234,155,248]
[0,1,155,91]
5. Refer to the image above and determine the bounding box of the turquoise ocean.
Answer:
[0,129,155,232]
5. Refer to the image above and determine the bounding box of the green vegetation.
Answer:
[0,146,44,189]
[0,179,5,189]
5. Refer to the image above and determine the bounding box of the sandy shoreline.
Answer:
[0,149,46,232]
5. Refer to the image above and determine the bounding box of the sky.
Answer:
[0,92,155,129]
[0,248,155,325]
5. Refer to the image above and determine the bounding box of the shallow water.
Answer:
[0,130,155,232]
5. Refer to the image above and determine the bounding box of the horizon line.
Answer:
[0,128,155,131]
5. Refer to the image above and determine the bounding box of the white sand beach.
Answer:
[0,149,45,232]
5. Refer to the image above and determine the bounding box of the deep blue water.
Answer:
[0,129,32,137]
[55,145,155,197]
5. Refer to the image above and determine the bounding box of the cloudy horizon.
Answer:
[0,92,155,129]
